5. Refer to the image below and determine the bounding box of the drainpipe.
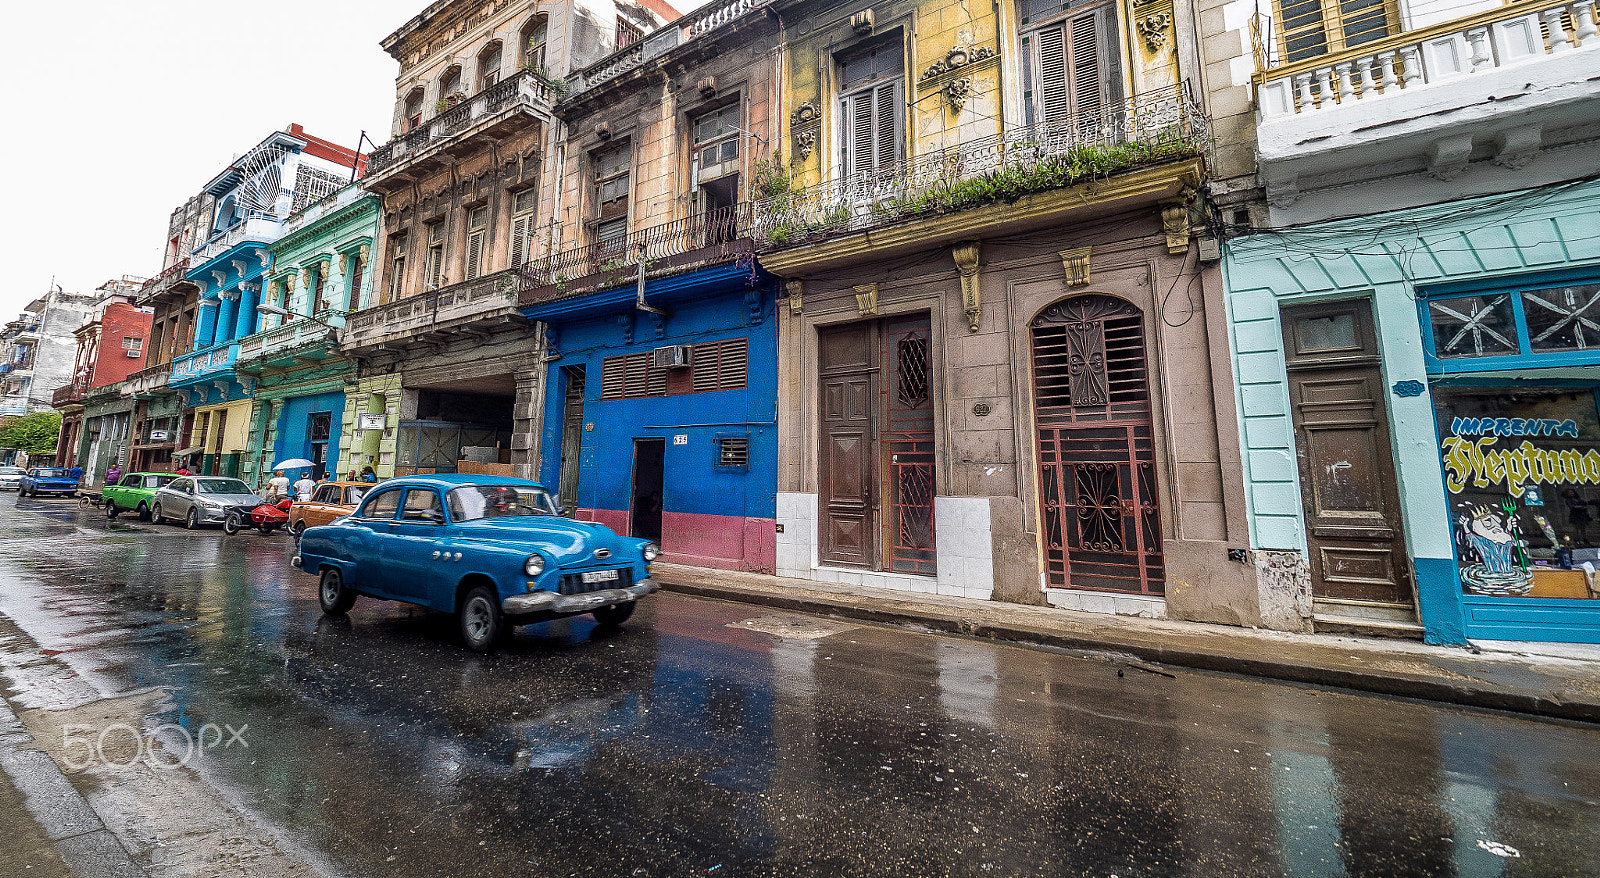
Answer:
[635,251,667,317]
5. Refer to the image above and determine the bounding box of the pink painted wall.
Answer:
[576,507,776,573]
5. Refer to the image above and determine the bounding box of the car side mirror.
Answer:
[558,505,573,517]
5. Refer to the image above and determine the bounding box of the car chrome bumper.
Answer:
[502,578,659,616]
[291,555,303,569]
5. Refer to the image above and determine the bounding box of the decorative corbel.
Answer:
[1059,246,1091,286]
[337,253,349,276]
[358,243,371,264]
[952,242,981,332]
[853,283,878,317]
[785,279,804,317]
[211,269,227,289]
[284,274,298,293]
[744,288,764,325]
[1138,13,1172,52]
[231,259,250,279]
[1160,200,1192,254]
[617,312,635,345]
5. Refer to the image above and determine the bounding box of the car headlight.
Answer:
[642,542,660,561]
[524,554,546,577]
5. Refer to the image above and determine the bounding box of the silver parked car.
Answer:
[151,476,265,530]
[0,465,24,491]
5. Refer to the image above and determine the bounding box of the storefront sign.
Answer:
[358,413,385,431]
[150,430,169,441]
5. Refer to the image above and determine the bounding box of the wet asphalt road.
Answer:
[1,496,1598,878]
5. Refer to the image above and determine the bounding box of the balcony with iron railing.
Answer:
[363,70,554,191]
[519,205,754,308]
[52,381,88,408]
[752,83,1208,261]
[235,318,343,373]
[189,215,284,267]
[127,361,172,396]
[565,0,767,98]
[137,258,192,306]
[1254,0,1600,205]
[169,342,239,385]
[343,268,526,351]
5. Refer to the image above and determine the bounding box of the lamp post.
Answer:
[256,304,340,331]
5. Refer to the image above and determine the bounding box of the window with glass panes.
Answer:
[694,105,741,184]
[1273,0,1397,63]
[479,42,503,90]
[837,38,904,177]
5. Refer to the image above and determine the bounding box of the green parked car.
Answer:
[104,472,179,521]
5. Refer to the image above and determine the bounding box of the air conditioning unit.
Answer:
[126,349,141,358]
[652,345,691,369]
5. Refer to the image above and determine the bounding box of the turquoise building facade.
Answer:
[1224,179,1600,645]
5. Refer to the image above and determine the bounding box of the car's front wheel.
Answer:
[592,601,636,627]
[105,500,119,519]
[459,585,503,652]
[223,512,242,535]
[185,508,199,530]
[318,567,357,615]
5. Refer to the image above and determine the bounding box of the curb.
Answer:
[655,575,1600,726]
[0,697,150,878]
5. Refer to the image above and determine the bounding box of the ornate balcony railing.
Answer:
[127,362,172,395]
[189,215,283,265]
[1256,0,1599,118]
[521,204,753,292]
[235,318,341,367]
[52,381,88,407]
[169,342,239,382]
[343,268,525,348]
[752,82,1208,251]
[365,70,554,176]
[139,259,189,294]
[566,0,768,97]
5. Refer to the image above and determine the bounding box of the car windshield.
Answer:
[196,478,251,494]
[36,469,70,478]
[447,485,557,521]
[345,486,369,505]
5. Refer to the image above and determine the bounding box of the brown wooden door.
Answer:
[1281,300,1412,605]
[819,323,877,567]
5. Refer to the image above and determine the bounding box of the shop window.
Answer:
[1425,280,1600,371]
[1434,387,1600,602]
[714,434,750,472]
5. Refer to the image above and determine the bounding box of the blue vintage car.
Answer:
[293,474,660,650]
[18,467,79,498]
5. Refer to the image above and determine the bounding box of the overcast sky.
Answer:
[0,0,705,319]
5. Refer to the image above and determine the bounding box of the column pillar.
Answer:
[235,283,260,339]
[217,293,240,345]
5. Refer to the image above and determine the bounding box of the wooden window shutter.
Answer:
[1070,12,1103,115]
[465,230,484,280]
[875,82,900,169]
[847,92,875,175]
[426,246,443,289]
[601,356,626,399]
[1036,25,1070,123]
[720,338,748,389]
[510,215,529,267]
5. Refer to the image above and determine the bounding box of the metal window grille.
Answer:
[716,436,749,469]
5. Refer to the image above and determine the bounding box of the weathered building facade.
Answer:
[51,278,151,483]
[236,184,378,485]
[1,287,97,419]
[1223,0,1600,643]
[757,0,1261,623]
[349,0,677,480]
[171,125,359,478]
[521,0,781,570]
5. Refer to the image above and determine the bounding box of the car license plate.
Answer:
[580,569,620,584]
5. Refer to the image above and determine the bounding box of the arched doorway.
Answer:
[1030,295,1164,594]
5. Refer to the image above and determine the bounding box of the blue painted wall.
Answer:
[1223,178,1600,644]
[274,390,345,476]
[527,265,778,525]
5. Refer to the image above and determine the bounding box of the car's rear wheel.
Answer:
[185,508,199,530]
[136,502,151,522]
[459,585,503,652]
[318,567,357,615]
[592,601,636,627]
[259,523,277,535]
[151,503,166,524]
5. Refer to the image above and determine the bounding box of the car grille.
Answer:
[557,568,634,595]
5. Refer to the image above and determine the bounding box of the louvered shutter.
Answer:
[465,230,484,280]
[1032,6,1120,124]
[1071,11,1104,115]
[510,216,529,268]
[1037,26,1070,123]
[426,247,443,289]
[875,82,899,169]
[845,91,874,176]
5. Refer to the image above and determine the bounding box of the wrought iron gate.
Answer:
[1031,295,1164,594]
[884,315,935,575]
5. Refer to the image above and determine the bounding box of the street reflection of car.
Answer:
[103,472,177,521]
[0,465,25,491]
[288,481,371,537]
[150,476,266,530]
[293,474,661,651]
[19,467,79,498]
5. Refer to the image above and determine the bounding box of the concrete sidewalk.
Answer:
[650,563,1600,725]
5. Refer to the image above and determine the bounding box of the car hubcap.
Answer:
[322,578,338,603]
[466,599,492,641]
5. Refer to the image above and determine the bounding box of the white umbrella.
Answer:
[270,458,315,470]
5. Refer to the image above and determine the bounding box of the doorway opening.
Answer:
[559,366,586,510]
[631,438,664,543]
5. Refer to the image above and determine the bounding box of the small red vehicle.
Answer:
[223,498,293,535]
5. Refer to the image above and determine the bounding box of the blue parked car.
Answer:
[18,467,79,498]
[293,474,660,651]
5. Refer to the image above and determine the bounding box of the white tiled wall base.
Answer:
[1046,588,1168,619]
[776,492,994,601]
